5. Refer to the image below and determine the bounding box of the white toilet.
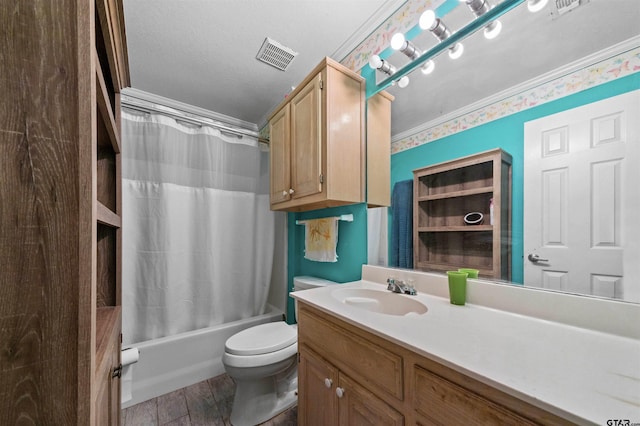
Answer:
[222,276,338,426]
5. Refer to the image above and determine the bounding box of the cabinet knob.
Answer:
[289,188,295,194]
[324,378,333,388]
[282,190,288,197]
[335,387,345,398]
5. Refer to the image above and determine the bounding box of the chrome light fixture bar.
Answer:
[371,0,526,96]
[419,10,465,59]
[462,0,503,39]
[390,32,435,75]
[369,55,410,88]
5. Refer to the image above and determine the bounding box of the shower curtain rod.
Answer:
[121,99,264,141]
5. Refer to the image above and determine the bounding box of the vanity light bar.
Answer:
[371,0,526,96]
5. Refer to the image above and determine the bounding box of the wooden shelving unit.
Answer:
[0,1,129,423]
[413,149,512,279]
[94,0,129,423]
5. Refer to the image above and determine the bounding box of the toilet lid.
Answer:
[225,322,297,356]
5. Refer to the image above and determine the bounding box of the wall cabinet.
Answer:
[367,90,395,207]
[413,149,512,279]
[269,57,366,212]
[0,0,128,423]
[298,302,571,425]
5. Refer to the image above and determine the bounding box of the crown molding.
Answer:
[121,87,259,132]
[331,0,408,61]
[392,35,640,144]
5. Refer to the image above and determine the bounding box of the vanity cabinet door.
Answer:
[298,346,339,426]
[338,373,404,426]
[414,366,536,426]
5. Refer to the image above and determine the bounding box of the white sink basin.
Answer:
[331,288,428,316]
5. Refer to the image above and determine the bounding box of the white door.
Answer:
[523,90,640,302]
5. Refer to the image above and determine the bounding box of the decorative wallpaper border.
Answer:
[391,47,640,154]
[341,0,446,73]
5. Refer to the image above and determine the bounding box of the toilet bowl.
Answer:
[222,276,338,426]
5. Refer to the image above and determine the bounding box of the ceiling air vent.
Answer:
[256,37,298,71]
[552,0,589,17]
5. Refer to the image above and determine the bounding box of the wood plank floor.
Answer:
[122,373,297,426]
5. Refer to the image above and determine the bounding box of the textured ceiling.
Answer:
[122,0,394,127]
[123,0,640,136]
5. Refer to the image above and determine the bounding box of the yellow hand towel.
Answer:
[304,217,339,262]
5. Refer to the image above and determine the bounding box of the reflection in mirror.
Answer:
[367,1,640,303]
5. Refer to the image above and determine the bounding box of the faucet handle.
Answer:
[386,277,395,290]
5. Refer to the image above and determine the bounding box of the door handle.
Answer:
[527,253,549,263]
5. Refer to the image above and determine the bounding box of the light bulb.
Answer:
[368,55,382,70]
[397,76,410,88]
[419,10,437,30]
[390,33,406,50]
[527,0,548,13]
[483,20,502,39]
[421,60,435,75]
[448,43,464,60]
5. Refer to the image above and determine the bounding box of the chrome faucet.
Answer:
[386,278,417,295]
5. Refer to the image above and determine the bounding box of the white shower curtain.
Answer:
[121,110,275,344]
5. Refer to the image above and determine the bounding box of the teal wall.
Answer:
[286,203,368,322]
[390,73,640,284]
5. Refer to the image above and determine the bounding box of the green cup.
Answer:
[447,271,468,305]
[458,268,479,279]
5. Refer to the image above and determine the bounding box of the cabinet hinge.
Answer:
[297,353,301,363]
[319,79,323,90]
[319,174,324,184]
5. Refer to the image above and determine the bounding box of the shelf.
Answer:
[96,52,121,153]
[417,186,493,201]
[97,201,121,228]
[418,225,493,232]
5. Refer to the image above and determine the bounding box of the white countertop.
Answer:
[292,277,640,425]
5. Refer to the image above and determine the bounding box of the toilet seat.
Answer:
[225,322,297,356]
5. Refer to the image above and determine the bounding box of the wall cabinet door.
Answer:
[269,104,291,204]
[290,73,323,200]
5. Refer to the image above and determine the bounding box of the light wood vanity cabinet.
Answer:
[298,306,404,426]
[268,57,366,212]
[297,303,572,426]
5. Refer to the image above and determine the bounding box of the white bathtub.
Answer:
[122,305,284,408]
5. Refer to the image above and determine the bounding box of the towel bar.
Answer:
[295,214,353,225]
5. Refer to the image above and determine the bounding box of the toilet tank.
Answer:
[292,276,338,322]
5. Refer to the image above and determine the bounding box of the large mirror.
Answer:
[368,0,640,303]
